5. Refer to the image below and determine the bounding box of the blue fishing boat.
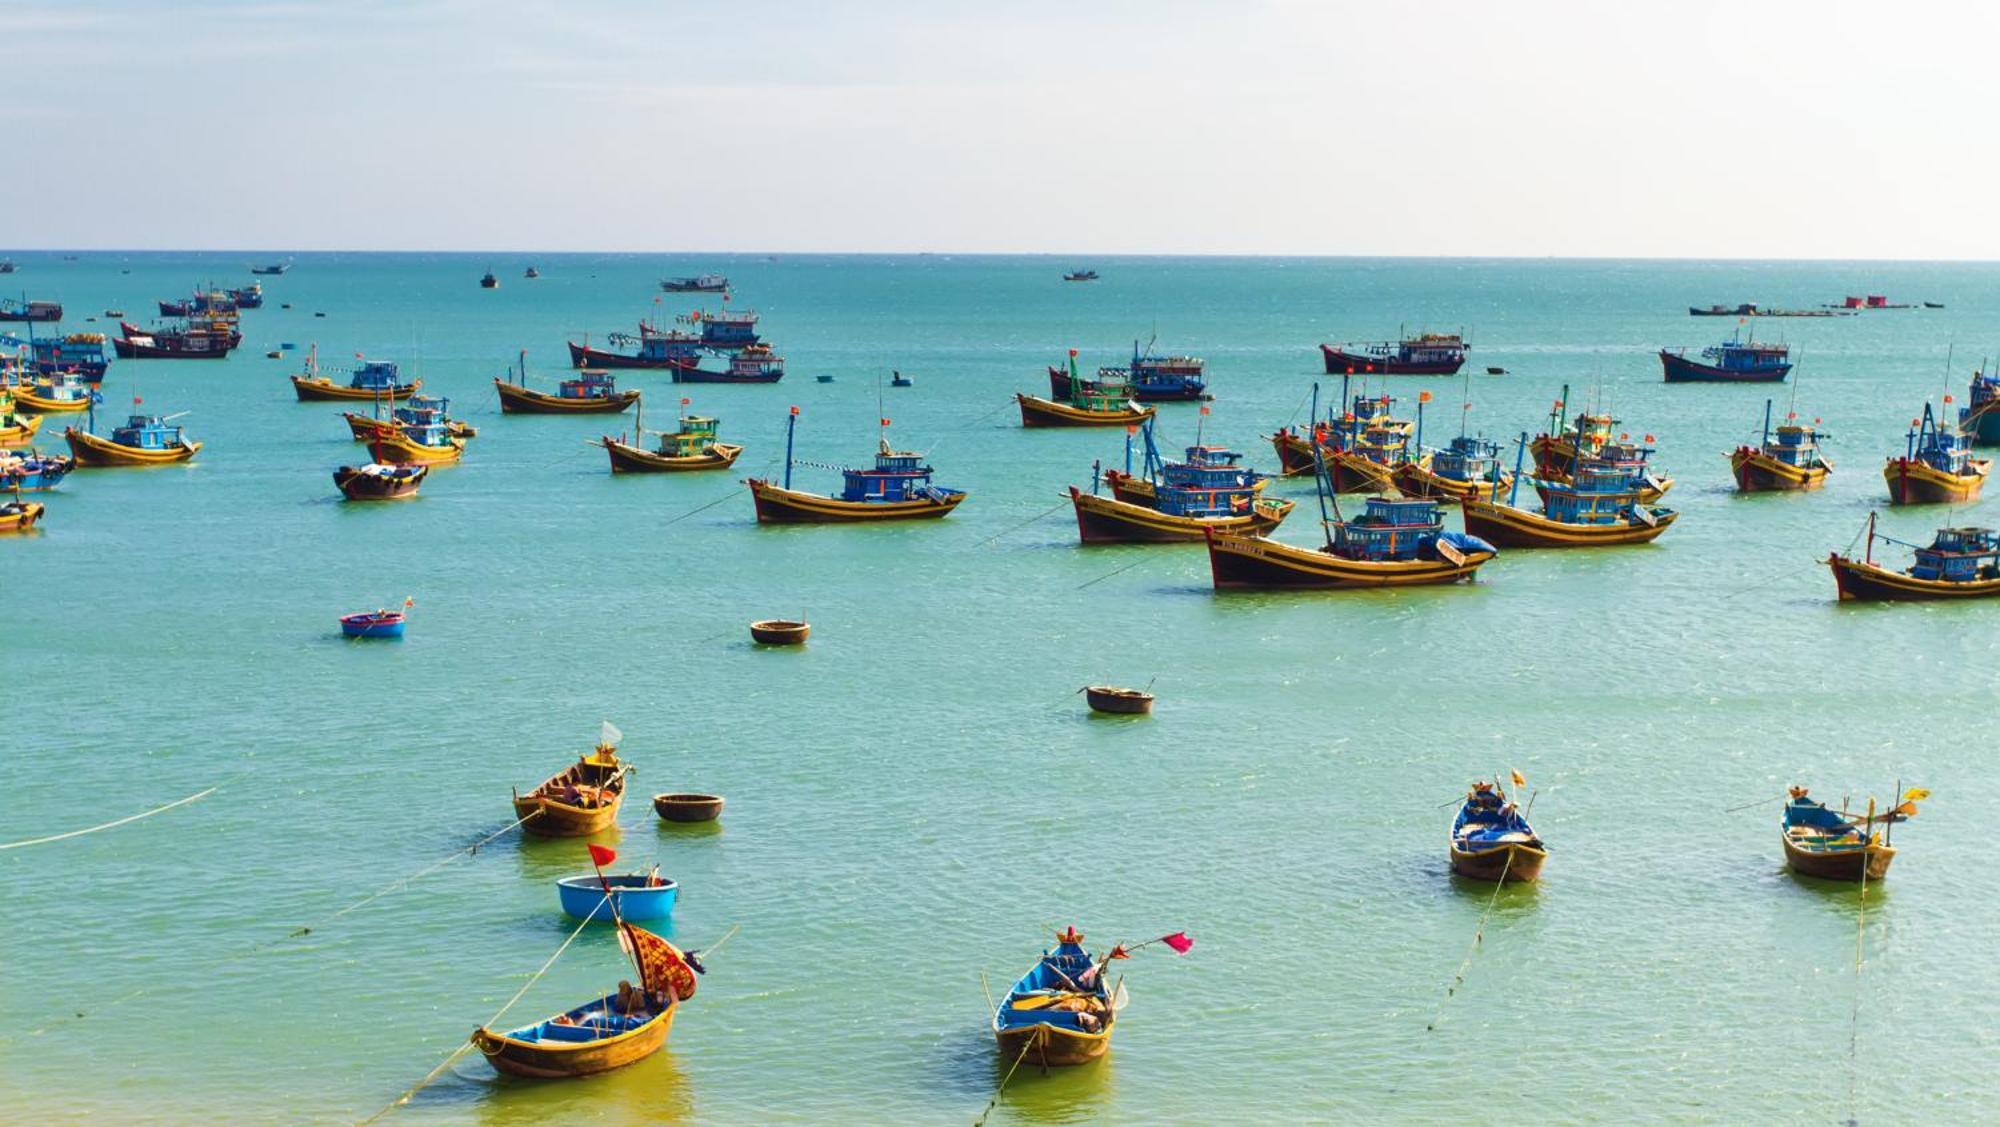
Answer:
[0,450,75,492]
[1207,493,1497,589]
[747,411,967,522]
[64,408,201,465]
[1960,367,2000,446]
[1828,514,2000,600]
[1049,341,1208,403]
[339,609,407,639]
[228,283,264,309]
[12,369,98,413]
[684,306,761,350]
[1075,428,1290,543]
[993,928,1120,1066]
[1885,402,1989,504]
[556,872,679,923]
[1779,786,1924,881]
[1449,779,1546,882]
[1392,391,1511,500]
[1659,332,1792,383]
[1730,399,1830,491]
[1462,435,1676,548]
[28,332,111,382]
[568,317,707,371]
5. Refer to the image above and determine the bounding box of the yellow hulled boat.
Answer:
[64,413,200,466]
[495,357,640,414]
[1017,391,1154,428]
[1070,486,1291,543]
[0,393,43,447]
[749,418,965,523]
[1883,405,1987,505]
[0,500,44,532]
[291,352,419,402]
[12,372,94,414]
[599,408,741,472]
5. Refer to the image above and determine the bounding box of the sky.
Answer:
[5,0,1999,258]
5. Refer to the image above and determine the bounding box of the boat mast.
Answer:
[1507,433,1528,508]
[1761,398,1773,448]
[783,407,797,489]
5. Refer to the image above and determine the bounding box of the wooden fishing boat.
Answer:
[748,412,965,523]
[1321,332,1467,375]
[368,415,465,465]
[0,451,74,492]
[471,922,698,1078]
[514,737,629,836]
[1729,399,1830,491]
[1828,514,2000,601]
[662,273,729,292]
[113,318,237,359]
[749,619,809,644]
[1206,496,1497,589]
[496,370,640,413]
[1884,403,1988,504]
[342,394,478,443]
[568,318,706,370]
[1780,787,1917,881]
[1530,435,1673,506]
[27,332,112,382]
[1072,424,1289,542]
[1050,342,1209,402]
[1268,386,1417,483]
[334,462,426,501]
[1449,780,1546,882]
[1659,332,1792,383]
[0,500,44,533]
[1268,426,1322,476]
[12,370,94,413]
[599,409,742,472]
[557,872,678,923]
[1017,391,1154,428]
[339,610,406,639]
[479,271,500,289]
[1393,436,1513,500]
[653,792,725,823]
[0,298,62,323]
[293,352,418,402]
[674,342,785,384]
[993,929,1118,1067]
[1960,366,2000,446]
[1083,685,1153,714]
[1530,388,1614,479]
[64,412,201,465]
[0,401,43,448]
[1462,439,1675,549]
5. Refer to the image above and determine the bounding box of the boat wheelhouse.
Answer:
[1884,402,1988,504]
[685,307,760,350]
[1660,333,1792,383]
[1730,399,1830,491]
[28,332,111,381]
[1320,332,1467,376]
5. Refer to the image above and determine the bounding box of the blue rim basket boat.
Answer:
[339,610,406,639]
[557,873,679,922]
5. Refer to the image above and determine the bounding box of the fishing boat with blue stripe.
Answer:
[747,409,966,522]
[368,410,464,465]
[0,298,62,323]
[598,400,742,473]
[0,450,75,492]
[27,332,110,382]
[1020,351,1155,427]
[661,273,728,293]
[568,315,708,371]
[672,341,784,384]
[1461,435,1675,548]
[292,349,420,402]
[1827,513,2000,600]
[1207,491,1495,589]
[1069,416,1291,542]
[496,351,640,413]
[1391,388,1512,501]
[63,400,200,465]
[1780,786,1926,881]
[1321,331,1467,376]
[1730,398,1830,491]
[1884,401,1988,504]
[1449,778,1546,882]
[11,369,96,414]
[1660,331,1792,383]
[343,393,477,443]
[1268,381,1417,485]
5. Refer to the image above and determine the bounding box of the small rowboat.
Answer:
[339,610,406,638]
[471,925,697,1079]
[749,619,809,644]
[1781,788,1904,882]
[993,928,1118,1067]
[0,500,44,533]
[1082,685,1153,714]
[557,873,678,922]
[1449,780,1546,882]
[514,742,629,837]
[653,792,725,823]
[334,462,426,500]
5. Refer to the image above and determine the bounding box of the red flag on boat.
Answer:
[1125,424,1138,435]
[1069,348,1079,358]
[1161,931,1194,954]
[588,844,617,868]
[680,397,691,406]
[133,395,142,406]
[1199,405,1210,416]
[790,405,800,416]
[1108,944,1130,960]
[403,597,415,608]
[1643,434,1655,443]
[880,417,891,427]
[1419,391,1432,403]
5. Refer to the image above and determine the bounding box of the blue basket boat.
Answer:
[557,873,679,922]
[339,610,407,639]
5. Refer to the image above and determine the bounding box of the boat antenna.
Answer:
[783,406,798,489]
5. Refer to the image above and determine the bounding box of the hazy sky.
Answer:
[6,0,1998,257]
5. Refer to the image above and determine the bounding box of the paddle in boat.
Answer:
[1,450,75,492]
[1018,350,1156,427]
[1391,383,1513,501]
[513,723,630,836]
[339,600,411,639]
[0,392,43,448]
[1660,330,1793,383]
[473,843,704,1079]
[1781,786,1927,881]
[993,927,1191,1067]
[64,400,201,465]
[1827,512,2000,600]
[1070,414,1291,543]
[292,349,419,402]
[12,369,96,414]
[334,462,427,501]
[1461,434,1676,549]
[0,499,44,532]
[1884,401,1988,504]
[1729,398,1830,491]
[1449,777,1546,882]
[747,408,966,522]
[496,350,641,413]
[598,398,742,472]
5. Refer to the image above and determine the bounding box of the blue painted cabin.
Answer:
[840,446,957,503]
[112,414,190,451]
[695,310,761,350]
[31,333,111,381]
[1905,403,1977,475]
[349,360,405,392]
[1962,370,2000,445]
[1431,434,1502,485]
[1907,526,2000,583]
[1328,497,1491,560]
[1538,462,1656,525]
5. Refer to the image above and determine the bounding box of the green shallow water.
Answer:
[5,253,1999,1124]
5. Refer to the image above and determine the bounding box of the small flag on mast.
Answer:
[600,720,623,747]
[588,843,617,868]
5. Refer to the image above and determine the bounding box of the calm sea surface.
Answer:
[5,253,1998,1124]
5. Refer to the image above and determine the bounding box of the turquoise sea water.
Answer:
[5,253,2000,1124]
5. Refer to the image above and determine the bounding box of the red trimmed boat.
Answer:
[114,318,238,359]
[1320,332,1467,376]
[1659,332,1791,383]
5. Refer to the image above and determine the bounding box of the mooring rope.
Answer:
[1427,847,1515,1032]
[973,1028,1041,1127]
[1845,854,1870,1125]
[0,785,216,850]
[1076,553,1156,590]
[973,498,1070,549]
[274,814,536,942]
[662,486,745,527]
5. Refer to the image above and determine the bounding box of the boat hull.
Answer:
[514,792,623,836]
[653,792,725,822]
[368,434,464,465]
[1782,835,1894,881]
[1321,344,1464,376]
[1450,842,1548,883]
[64,427,200,465]
[0,502,44,532]
[112,337,232,359]
[556,875,678,922]
[1083,686,1153,714]
[1827,553,2000,601]
[1070,486,1291,543]
[1205,528,1494,589]
[1269,431,1320,476]
[672,367,782,385]
[1391,462,1511,501]
[495,380,640,414]
[993,1020,1112,1067]
[1730,448,1828,492]
[1460,498,1674,548]
[0,416,44,448]
[1327,451,1399,494]
[1883,457,1988,504]
[334,465,426,500]
[11,388,91,414]
[747,478,964,523]
[292,377,417,402]
[1016,393,1154,428]
[602,438,742,473]
[473,1005,675,1079]
[567,341,693,371]
[340,615,406,639]
[1660,348,1790,383]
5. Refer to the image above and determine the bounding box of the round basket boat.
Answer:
[653,792,725,823]
[750,619,810,645]
[1083,685,1154,715]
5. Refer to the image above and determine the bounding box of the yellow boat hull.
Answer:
[1460,497,1674,548]
[1827,553,2000,601]
[0,415,44,448]
[601,437,742,473]
[1016,393,1154,428]
[0,502,45,532]
[1730,448,1829,492]
[1205,528,1494,588]
[1392,461,1512,501]
[748,478,964,522]
[368,433,465,465]
[1884,457,1988,505]
[1070,486,1292,543]
[11,387,89,414]
[496,379,640,414]
[993,1018,1113,1067]
[292,376,416,402]
[473,1003,675,1078]
[64,426,200,465]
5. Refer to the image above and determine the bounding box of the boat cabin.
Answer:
[111,414,188,450]
[1432,434,1501,483]
[1698,336,1791,376]
[30,369,93,405]
[1764,423,1826,467]
[1539,463,1647,524]
[400,417,454,449]
[839,444,940,503]
[1152,447,1262,518]
[664,415,722,456]
[1909,527,2000,583]
[1329,497,1445,560]
[559,370,619,399]
[690,309,760,349]
[350,360,404,391]
[30,332,110,378]
[1905,403,1977,475]
[729,344,784,380]
[1123,344,1207,397]
[635,322,704,364]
